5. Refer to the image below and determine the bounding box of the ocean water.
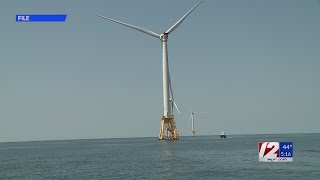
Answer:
[0,133,319,179]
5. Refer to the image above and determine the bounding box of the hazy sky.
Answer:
[1,0,320,142]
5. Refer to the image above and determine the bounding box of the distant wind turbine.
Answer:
[188,112,207,136]
[95,0,204,140]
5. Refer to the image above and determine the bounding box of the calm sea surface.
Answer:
[0,133,319,179]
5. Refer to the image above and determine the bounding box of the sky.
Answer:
[0,0,320,142]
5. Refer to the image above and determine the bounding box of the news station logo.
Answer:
[258,142,293,162]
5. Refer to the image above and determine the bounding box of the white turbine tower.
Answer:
[188,112,207,136]
[96,0,203,140]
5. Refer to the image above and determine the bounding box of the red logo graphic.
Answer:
[258,142,279,158]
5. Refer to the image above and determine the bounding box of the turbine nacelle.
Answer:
[160,33,169,42]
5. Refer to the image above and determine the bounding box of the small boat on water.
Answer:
[220,131,226,138]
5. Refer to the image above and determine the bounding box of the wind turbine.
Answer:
[95,0,203,140]
[188,112,207,136]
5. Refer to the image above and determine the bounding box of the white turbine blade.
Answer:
[187,114,192,126]
[165,0,203,34]
[172,101,180,114]
[95,14,160,38]
[169,77,174,101]
[168,65,180,114]
[168,63,174,100]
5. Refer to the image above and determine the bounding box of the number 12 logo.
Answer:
[259,142,279,158]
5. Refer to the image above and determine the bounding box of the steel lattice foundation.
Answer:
[158,116,179,140]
